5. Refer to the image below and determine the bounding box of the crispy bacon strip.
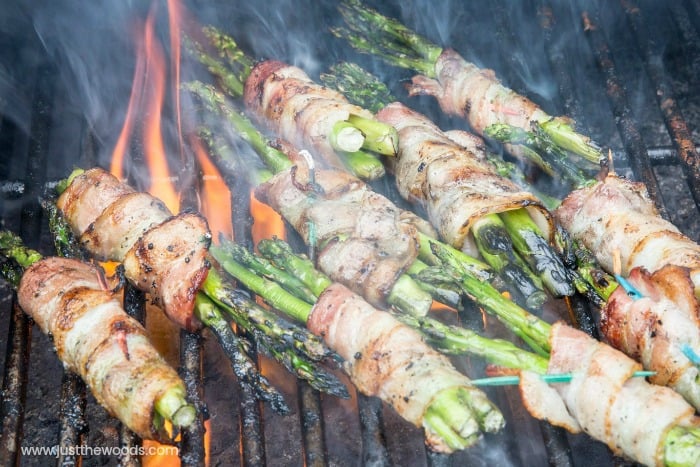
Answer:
[243,60,376,170]
[254,163,421,308]
[56,168,212,331]
[376,102,552,249]
[308,283,502,453]
[602,265,700,409]
[555,174,700,295]
[18,257,186,440]
[519,322,699,466]
[406,48,552,135]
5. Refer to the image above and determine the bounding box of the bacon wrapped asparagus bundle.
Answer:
[56,168,211,331]
[0,232,195,441]
[209,238,506,453]
[602,265,700,410]
[254,155,428,311]
[555,174,700,297]
[214,237,700,465]
[375,101,580,300]
[186,26,398,181]
[332,0,602,179]
[519,322,700,467]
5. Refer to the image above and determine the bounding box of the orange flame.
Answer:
[250,191,286,246]
[193,136,233,243]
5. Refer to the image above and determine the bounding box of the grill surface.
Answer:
[1,0,699,466]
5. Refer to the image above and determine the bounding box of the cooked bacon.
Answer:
[17,257,187,440]
[243,60,376,170]
[555,174,700,295]
[254,163,421,308]
[519,322,699,466]
[602,265,700,409]
[56,168,211,331]
[406,48,552,136]
[308,283,503,453]
[375,102,552,249]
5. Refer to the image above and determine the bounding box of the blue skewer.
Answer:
[470,371,656,387]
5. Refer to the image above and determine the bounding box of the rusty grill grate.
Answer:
[1,0,699,466]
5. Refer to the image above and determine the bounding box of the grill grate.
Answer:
[1,0,699,466]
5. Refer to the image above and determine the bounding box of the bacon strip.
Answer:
[243,60,376,170]
[602,265,700,409]
[406,49,552,136]
[254,164,421,308]
[56,168,211,331]
[554,174,700,295]
[17,257,187,440]
[376,102,552,249]
[519,322,699,466]
[308,283,503,453]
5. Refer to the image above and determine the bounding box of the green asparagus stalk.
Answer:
[330,120,365,153]
[345,114,398,156]
[337,149,386,180]
[471,214,547,309]
[484,123,598,190]
[218,237,318,304]
[425,238,553,356]
[0,230,197,429]
[201,266,348,398]
[193,293,289,413]
[498,209,575,298]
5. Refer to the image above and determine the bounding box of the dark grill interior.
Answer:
[1,0,699,465]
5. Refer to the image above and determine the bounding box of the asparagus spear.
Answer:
[332,0,602,166]
[0,230,196,429]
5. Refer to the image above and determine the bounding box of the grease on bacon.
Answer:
[56,168,211,331]
[243,60,376,170]
[376,101,552,250]
[308,283,503,453]
[519,322,700,467]
[18,257,187,440]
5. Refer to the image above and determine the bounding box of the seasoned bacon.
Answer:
[254,164,421,308]
[407,48,552,136]
[308,283,503,453]
[519,322,699,466]
[376,102,552,249]
[56,168,212,331]
[555,174,700,295]
[243,60,376,170]
[601,265,700,409]
[17,257,187,440]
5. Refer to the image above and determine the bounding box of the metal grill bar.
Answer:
[622,0,700,211]
[582,2,668,216]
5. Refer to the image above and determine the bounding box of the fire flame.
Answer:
[109,0,227,464]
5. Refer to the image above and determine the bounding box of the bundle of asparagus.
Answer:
[332,0,602,185]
